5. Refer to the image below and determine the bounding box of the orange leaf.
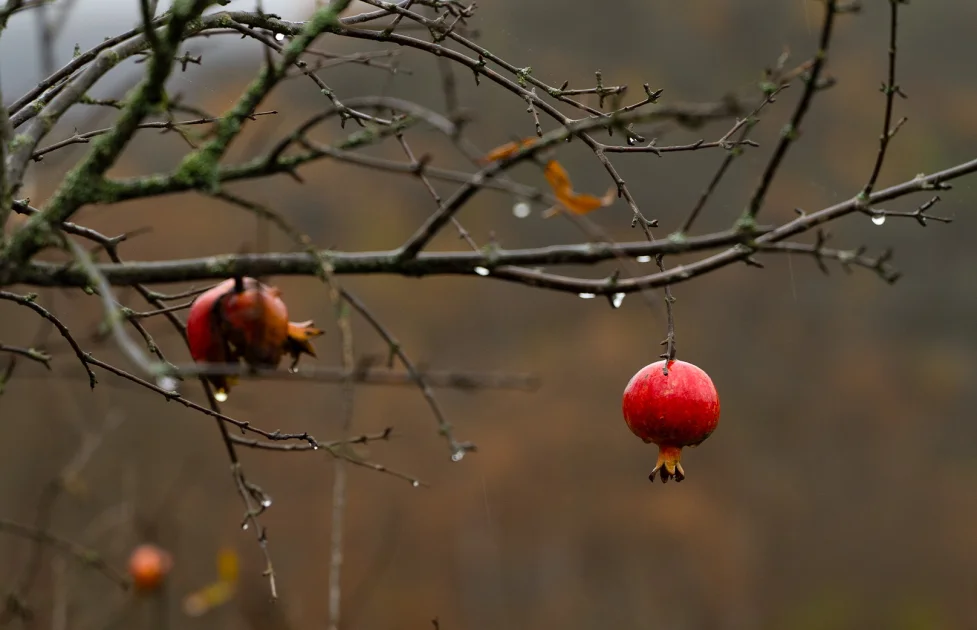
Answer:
[543,159,573,195]
[558,189,617,215]
[482,138,536,163]
[542,160,615,217]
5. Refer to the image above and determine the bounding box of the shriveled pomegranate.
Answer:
[128,543,173,592]
[186,277,323,399]
[622,359,720,483]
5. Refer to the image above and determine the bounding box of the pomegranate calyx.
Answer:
[649,444,685,484]
[284,320,324,370]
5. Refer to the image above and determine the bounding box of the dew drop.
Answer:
[451,450,465,462]
[241,522,249,531]
[274,33,285,41]
[157,376,178,393]
[215,390,229,403]
[261,497,273,508]
[611,293,625,308]
[871,214,886,226]
[636,255,652,263]
[627,136,638,146]
[578,292,596,299]
[474,266,490,276]
[411,480,420,488]
[512,201,531,218]
[288,366,299,374]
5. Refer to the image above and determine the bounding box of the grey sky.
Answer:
[0,0,366,97]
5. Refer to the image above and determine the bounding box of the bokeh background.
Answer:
[2,1,977,629]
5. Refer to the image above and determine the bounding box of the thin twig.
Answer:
[0,343,50,367]
[679,83,789,234]
[341,290,476,458]
[655,255,676,374]
[0,290,96,387]
[861,0,905,197]
[31,111,278,160]
[85,354,319,446]
[741,0,839,222]
[63,236,161,379]
[0,519,129,588]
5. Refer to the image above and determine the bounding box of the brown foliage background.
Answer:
[2,1,977,629]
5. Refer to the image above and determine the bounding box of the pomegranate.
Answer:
[622,359,720,483]
[186,277,323,398]
[128,543,173,592]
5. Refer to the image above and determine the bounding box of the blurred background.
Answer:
[2,1,977,629]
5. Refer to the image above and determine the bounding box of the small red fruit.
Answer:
[622,359,720,483]
[186,277,323,398]
[128,543,173,592]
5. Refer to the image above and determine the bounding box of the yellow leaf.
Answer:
[182,581,235,618]
[216,547,239,584]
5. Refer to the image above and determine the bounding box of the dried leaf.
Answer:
[543,159,572,195]
[556,189,617,215]
[482,138,536,163]
[542,160,615,218]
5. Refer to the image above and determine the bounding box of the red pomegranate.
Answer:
[622,359,720,483]
[186,277,322,399]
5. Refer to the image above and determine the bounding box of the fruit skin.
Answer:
[128,543,173,592]
[622,359,720,483]
[186,277,323,397]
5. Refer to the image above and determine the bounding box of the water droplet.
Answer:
[578,292,596,299]
[411,480,420,488]
[512,201,531,218]
[288,366,299,374]
[312,444,319,450]
[627,136,638,146]
[214,390,228,403]
[636,255,652,263]
[611,293,625,308]
[261,497,273,508]
[451,450,465,462]
[274,33,285,41]
[474,266,490,276]
[871,214,886,225]
[241,522,249,530]
[156,376,178,393]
